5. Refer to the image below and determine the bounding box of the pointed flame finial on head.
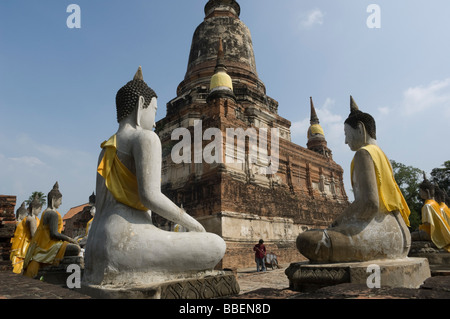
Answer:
[133,66,144,81]
[350,95,360,114]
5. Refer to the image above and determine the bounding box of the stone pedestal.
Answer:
[80,271,240,299]
[285,258,431,292]
[36,256,84,288]
[409,241,450,275]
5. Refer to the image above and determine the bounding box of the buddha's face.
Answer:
[139,97,157,130]
[31,206,42,216]
[52,197,62,209]
[344,123,364,151]
[419,188,430,200]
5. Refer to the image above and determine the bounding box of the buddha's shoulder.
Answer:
[134,129,160,144]
[354,147,373,160]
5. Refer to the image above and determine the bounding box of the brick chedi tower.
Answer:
[307,97,332,159]
[156,0,348,268]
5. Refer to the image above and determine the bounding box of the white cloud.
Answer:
[0,133,97,215]
[300,9,324,29]
[378,107,390,116]
[290,118,309,140]
[9,156,45,167]
[402,78,450,116]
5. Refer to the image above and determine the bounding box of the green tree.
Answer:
[390,160,423,230]
[25,191,47,207]
[431,161,450,196]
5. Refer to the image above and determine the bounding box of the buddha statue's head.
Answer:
[116,67,158,129]
[16,201,28,221]
[47,182,62,209]
[28,194,43,217]
[444,190,450,206]
[89,191,96,216]
[435,186,445,204]
[344,96,377,151]
[419,172,435,200]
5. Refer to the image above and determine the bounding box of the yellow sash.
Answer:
[85,217,93,236]
[23,210,68,278]
[351,144,411,226]
[420,200,450,252]
[10,217,40,274]
[97,135,147,211]
[440,203,450,225]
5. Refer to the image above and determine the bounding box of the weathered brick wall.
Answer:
[220,241,307,270]
[63,207,93,238]
[0,195,16,271]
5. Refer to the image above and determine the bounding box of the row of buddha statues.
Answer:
[9,183,95,276]
[9,67,450,288]
[411,177,450,250]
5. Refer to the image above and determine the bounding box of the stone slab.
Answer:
[80,271,240,299]
[409,240,450,266]
[285,257,431,292]
[36,256,84,288]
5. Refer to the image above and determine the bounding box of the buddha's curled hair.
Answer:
[344,96,377,140]
[115,77,157,123]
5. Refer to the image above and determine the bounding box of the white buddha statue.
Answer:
[83,67,226,286]
[296,96,411,263]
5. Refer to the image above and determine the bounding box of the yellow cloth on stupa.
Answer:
[420,200,450,252]
[97,135,148,211]
[23,210,68,278]
[10,217,39,274]
[351,144,411,227]
[308,124,325,138]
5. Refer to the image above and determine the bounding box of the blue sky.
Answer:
[1,0,449,216]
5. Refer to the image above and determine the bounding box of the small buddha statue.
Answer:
[296,96,411,263]
[10,197,41,274]
[76,192,96,248]
[15,201,28,222]
[83,67,226,286]
[436,187,450,226]
[411,176,450,251]
[443,190,450,225]
[23,182,80,278]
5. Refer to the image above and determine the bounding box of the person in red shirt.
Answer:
[253,239,266,272]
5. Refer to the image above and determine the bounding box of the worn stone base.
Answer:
[409,241,450,265]
[285,258,431,292]
[36,256,84,288]
[80,271,240,299]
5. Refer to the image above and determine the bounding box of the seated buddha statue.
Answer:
[436,187,450,226]
[23,182,80,278]
[14,201,28,222]
[82,67,226,286]
[75,192,96,248]
[10,197,41,274]
[296,96,411,263]
[411,177,450,252]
